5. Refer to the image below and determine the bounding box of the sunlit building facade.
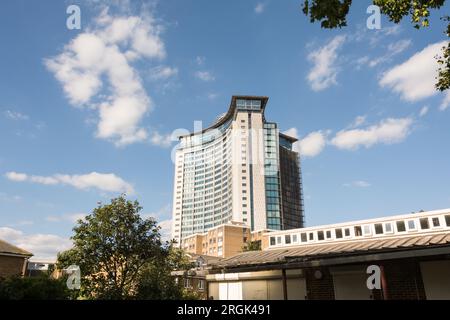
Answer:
[171,96,304,243]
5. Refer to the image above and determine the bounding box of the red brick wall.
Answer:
[0,255,26,278]
[382,259,426,300]
[305,267,335,300]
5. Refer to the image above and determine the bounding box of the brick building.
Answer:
[181,222,271,258]
[206,209,450,300]
[0,239,33,278]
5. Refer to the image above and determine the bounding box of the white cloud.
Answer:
[351,115,367,128]
[150,131,173,148]
[331,117,413,150]
[149,66,178,81]
[196,56,205,65]
[440,93,450,111]
[379,41,449,107]
[142,203,171,220]
[367,39,412,68]
[284,128,327,158]
[254,3,266,14]
[46,213,87,224]
[307,35,346,91]
[158,219,172,242]
[195,71,215,82]
[5,172,27,182]
[207,93,218,100]
[4,110,29,120]
[419,106,429,117]
[0,227,72,261]
[5,171,134,194]
[343,180,371,188]
[45,8,167,146]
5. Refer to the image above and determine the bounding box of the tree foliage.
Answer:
[301,0,449,91]
[0,276,70,300]
[243,240,262,252]
[57,195,195,300]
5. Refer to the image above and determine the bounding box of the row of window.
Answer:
[269,215,450,246]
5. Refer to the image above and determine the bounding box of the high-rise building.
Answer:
[172,95,304,243]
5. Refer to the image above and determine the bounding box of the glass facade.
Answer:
[179,123,234,238]
[173,96,304,242]
[264,123,282,230]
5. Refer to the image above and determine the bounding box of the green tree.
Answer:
[0,276,70,300]
[301,0,449,91]
[243,240,262,252]
[134,243,194,300]
[58,195,163,299]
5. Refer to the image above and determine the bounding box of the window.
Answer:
[445,215,450,227]
[375,223,383,235]
[396,221,406,232]
[407,220,416,230]
[198,280,205,291]
[354,226,362,237]
[335,228,343,239]
[301,233,307,242]
[285,235,291,244]
[276,236,282,245]
[363,225,372,236]
[184,278,191,289]
[270,237,276,246]
[420,218,430,230]
[432,217,440,227]
[309,232,314,241]
[344,228,350,237]
[292,234,298,243]
[326,231,332,239]
[384,223,393,233]
[318,231,324,241]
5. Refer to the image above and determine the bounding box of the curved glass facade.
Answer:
[172,96,305,243]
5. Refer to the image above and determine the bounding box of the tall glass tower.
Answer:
[171,96,304,243]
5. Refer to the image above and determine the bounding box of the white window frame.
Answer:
[407,219,417,231]
[363,225,372,236]
[384,222,394,234]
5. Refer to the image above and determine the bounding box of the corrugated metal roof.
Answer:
[212,231,450,269]
[0,239,33,257]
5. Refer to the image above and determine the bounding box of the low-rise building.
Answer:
[181,222,272,258]
[207,208,450,300]
[171,254,220,299]
[0,239,33,278]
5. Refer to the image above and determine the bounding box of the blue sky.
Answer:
[0,0,449,260]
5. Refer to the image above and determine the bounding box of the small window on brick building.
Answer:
[420,218,430,230]
[396,221,406,232]
[335,228,343,239]
[354,226,362,237]
[198,280,205,291]
[375,223,383,234]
